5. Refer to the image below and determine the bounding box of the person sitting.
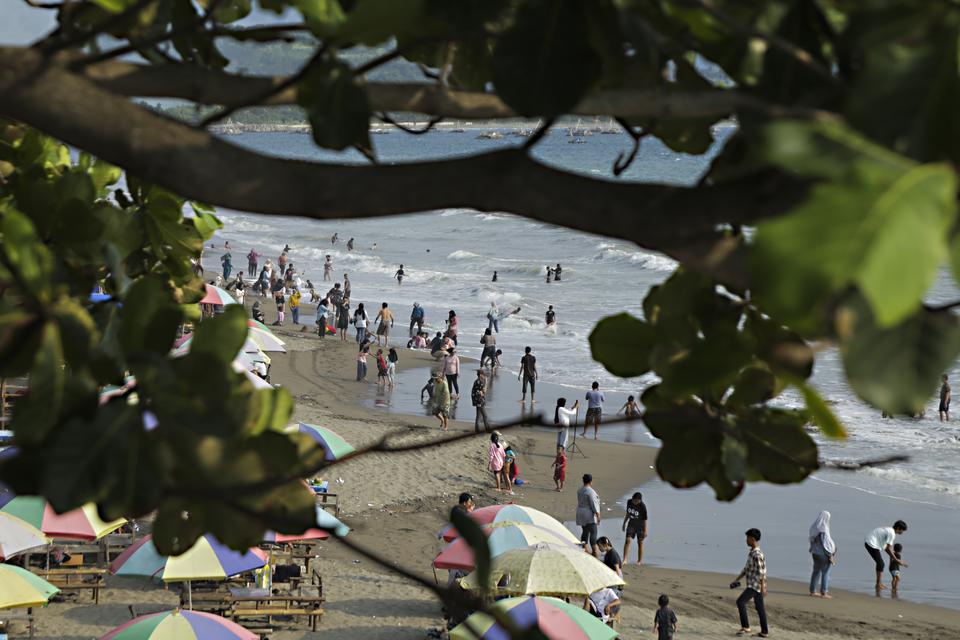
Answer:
[251,301,265,324]
[588,587,622,625]
[429,331,444,355]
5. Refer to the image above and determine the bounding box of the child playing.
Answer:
[653,594,678,640]
[890,543,904,593]
[552,445,567,491]
[375,349,388,386]
[618,395,642,419]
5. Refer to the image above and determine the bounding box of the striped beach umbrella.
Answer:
[0,495,126,541]
[109,534,266,582]
[0,564,59,610]
[263,506,350,543]
[100,609,256,640]
[460,543,625,597]
[199,284,239,306]
[288,423,355,461]
[0,512,49,560]
[440,504,572,542]
[433,523,580,571]
[450,596,618,640]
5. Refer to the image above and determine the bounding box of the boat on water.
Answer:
[477,130,504,140]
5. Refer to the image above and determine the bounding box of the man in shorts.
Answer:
[622,492,648,565]
[576,473,601,557]
[519,346,538,404]
[583,381,605,438]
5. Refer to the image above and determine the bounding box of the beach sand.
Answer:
[21,299,960,639]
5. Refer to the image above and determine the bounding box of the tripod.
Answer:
[566,406,586,458]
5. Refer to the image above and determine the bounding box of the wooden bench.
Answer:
[35,568,106,604]
[314,492,339,516]
[230,597,324,632]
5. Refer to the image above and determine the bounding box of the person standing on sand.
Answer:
[221,251,232,280]
[326,282,342,308]
[316,298,330,337]
[443,347,461,398]
[940,374,951,421]
[471,369,490,433]
[353,303,368,344]
[356,346,368,381]
[583,381,605,439]
[337,297,350,341]
[552,445,567,491]
[622,492,648,565]
[554,397,578,449]
[273,288,285,326]
[488,432,506,491]
[865,520,908,592]
[446,310,459,345]
[387,348,399,388]
[247,249,259,277]
[289,288,301,325]
[431,372,451,430]
[375,302,394,346]
[808,510,837,598]
[576,474,601,557]
[410,302,425,337]
[519,346,538,404]
[732,528,769,638]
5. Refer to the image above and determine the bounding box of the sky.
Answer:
[2,2,56,44]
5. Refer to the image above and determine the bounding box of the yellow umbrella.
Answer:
[0,564,60,610]
[460,543,625,597]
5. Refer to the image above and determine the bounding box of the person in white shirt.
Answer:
[588,587,621,624]
[864,520,908,592]
[554,397,579,449]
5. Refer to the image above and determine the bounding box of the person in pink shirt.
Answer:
[488,432,507,492]
[443,347,461,398]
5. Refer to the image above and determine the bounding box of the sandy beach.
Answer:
[20,299,960,640]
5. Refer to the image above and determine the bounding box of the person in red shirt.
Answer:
[552,445,567,491]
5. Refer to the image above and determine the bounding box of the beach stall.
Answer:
[450,596,619,640]
[433,522,580,574]
[440,504,574,542]
[99,609,256,640]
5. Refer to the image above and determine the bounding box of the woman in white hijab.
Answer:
[809,510,837,598]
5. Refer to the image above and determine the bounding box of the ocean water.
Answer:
[214,127,960,515]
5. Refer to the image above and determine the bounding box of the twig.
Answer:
[612,117,656,176]
[521,117,555,151]
[925,300,960,313]
[23,0,63,8]
[376,114,443,135]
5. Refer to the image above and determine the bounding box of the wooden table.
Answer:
[34,567,105,604]
[228,594,325,632]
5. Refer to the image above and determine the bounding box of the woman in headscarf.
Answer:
[809,510,837,598]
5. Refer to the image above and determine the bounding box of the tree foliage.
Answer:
[1,0,960,556]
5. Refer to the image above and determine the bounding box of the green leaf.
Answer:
[292,0,347,37]
[745,311,813,379]
[795,381,846,439]
[337,0,430,46]
[190,304,248,363]
[450,507,491,596]
[720,435,748,483]
[491,0,602,117]
[10,322,64,446]
[51,297,99,365]
[727,365,776,408]
[656,332,754,397]
[646,405,723,489]
[588,313,655,377]
[0,207,54,300]
[89,0,137,12]
[838,298,960,415]
[297,59,372,151]
[741,408,819,484]
[119,276,182,355]
[88,158,122,194]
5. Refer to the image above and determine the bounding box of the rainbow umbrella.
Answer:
[450,596,618,640]
[109,534,266,582]
[0,512,49,560]
[0,495,126,540]
[100,609,256,640]
[0,564,59,610]
[264,506,349,543]
[288,423,355,461]
[433,523,580,571]
[440,505,572,542]
[199,284,238,306]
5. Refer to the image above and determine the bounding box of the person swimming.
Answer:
[554,263,562,281]
[347,237,354,251]
[545,305,556,326]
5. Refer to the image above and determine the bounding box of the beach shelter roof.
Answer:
[433,522,580,571]
[450,596,619,640]
[0,511,50,560]
[0,564,60,610]
[109,534,266,582]
[287,423,355,461]
[100,609,257,640]
[0,495,126,541]
[460,543,625,597]
[199,284,239,306]
[440,504,572,542]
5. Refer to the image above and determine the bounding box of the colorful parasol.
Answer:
[100,609,257,640]
[433,522,580,571]
[450,596,619,640]
[0,511,49,560]
[459,543,625,597]
[288,423,355,461]
[0,564,60,610]
[0,495,126,541]
[440,504,574,542]
[199,284,239,306]
[109,534,266,582]
[263,506,350,543]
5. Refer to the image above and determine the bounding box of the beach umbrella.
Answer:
[0,512,49,560]
[288,423,355,461]
[460,543,625,597]
[433,523,580,571]
[450,596,618,640]
[263,506,350,543]
[0,495,126,541]
[109,534,266,582]
[199,284,239,306]
[440,505,573,542]
[100,609,256,640]
[0,564,59,610]
[243,329,285,353]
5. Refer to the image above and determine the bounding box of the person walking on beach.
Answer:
[480,328,497,369]
[289,288,302,324]
[431,372,451,430]
[221,251,233,280]
[410,302,425,337]
[488,432,507,491]
[375,302,394,346]
[471,369,490,433]
[519,346,538,404]
[487,302,501,333]
[247,248,259,277]
[387,348,399,388]
[653,594,678,640]
[554,397,578,449]
[583,381,605,439]
[446,310,459,345]
[273,288,285,326]
[395,264,405,285]
[356,346,369,381]
[732,528,768,638]
[552,445,567,491]
[809,510,837,598]
[622,492,648,565]
[940,374,951,421]
[347,237,354,251]
[865,520,908,592]
[323,255,333,281]
[316,298,330,337]
[576,474,601,557]
[353,303,369,344]
[443,347,461,398]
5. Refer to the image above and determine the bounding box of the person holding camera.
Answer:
[731,528,768,638]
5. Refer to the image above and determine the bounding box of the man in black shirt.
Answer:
[598,536,623,580]
[519,346,538,404]
[622,491,648,565]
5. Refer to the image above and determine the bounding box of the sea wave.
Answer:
[594,247,677,272]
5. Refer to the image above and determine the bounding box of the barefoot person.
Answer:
[622,492,648,565]
[732,528,768,638]
[552,445,567,491]
[808,510,837,598]
[471,369,490,433]
[940,374,951,421]
[519,346,538,404]
[488,432,506,491]
[430,372,451,431]
[375,302,394,347]
[554,397,578,449]
[865,520,908,592]
[891,543,905,595]
[576,474,601,557]
[583,381,604,438]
